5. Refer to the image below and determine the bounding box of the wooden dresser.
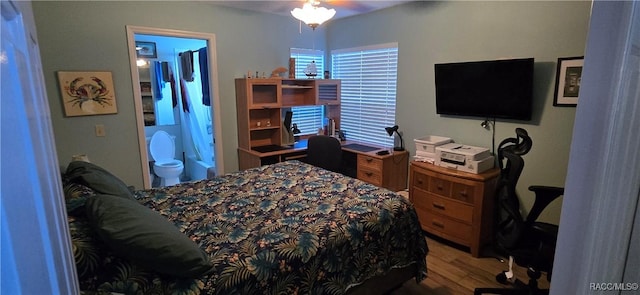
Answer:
[409,161,500,257]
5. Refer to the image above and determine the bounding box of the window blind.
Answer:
[331,43,398,147]
[290,48,325,135]
[290,48,324,79]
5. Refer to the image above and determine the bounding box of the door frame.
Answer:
[126,25,224,189]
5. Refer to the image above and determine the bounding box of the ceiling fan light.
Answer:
[291,3,336,29]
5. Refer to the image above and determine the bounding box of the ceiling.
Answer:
[212,1,413,20]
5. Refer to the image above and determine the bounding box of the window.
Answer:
[290,48,324,79]
[331,43,398,147]
[290,48,325,135]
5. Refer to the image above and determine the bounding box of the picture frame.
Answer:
[135,41,157,58]
[553,56,584,107]
[57,71,118,117]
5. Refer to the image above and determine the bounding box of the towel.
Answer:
[179,51,194,82]
[198,47,210,106]
[153,61,163,100]
[161,62,171,82]
[169,70,178,109]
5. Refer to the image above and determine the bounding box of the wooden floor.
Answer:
[390,235,550,295]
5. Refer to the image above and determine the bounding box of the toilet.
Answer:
[149,130,184,186]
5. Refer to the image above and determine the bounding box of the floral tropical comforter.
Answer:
[69,160,428,294]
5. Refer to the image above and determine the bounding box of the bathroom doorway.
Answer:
[126,26,224,189]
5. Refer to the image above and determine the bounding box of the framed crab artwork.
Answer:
[57,71,118,116]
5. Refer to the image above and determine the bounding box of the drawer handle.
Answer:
[365,172,373,177]
[432,203,446,210]
[459,191,468,198]
[366,158,373,163]
[437,184,444,190]
[417,179,424,185]
[432,221,444,228]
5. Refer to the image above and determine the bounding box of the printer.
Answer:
[435,143,495,174]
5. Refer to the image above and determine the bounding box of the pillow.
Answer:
[85,194,213,277]
[65,161,134,200]
[62,182,95,216]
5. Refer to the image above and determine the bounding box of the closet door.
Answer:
[1,1,79,293]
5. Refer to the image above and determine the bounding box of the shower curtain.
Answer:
[178,49,213,166]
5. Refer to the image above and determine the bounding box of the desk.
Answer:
[238,140,409,191]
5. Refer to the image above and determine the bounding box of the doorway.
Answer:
[126,26,224,189]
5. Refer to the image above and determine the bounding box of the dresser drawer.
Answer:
[358,155,383,172]
[358,168,382,186]
[421,213,472,245]
[451,182,475,204]
[412,190,473,224]
[429,176,452,197]
[412,171,429,191]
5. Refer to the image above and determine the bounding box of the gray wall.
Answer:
[33,1,591,224]
[326,1,591,223]
[33,1,321,189]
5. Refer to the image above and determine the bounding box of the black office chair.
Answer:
[475,128,564,295]
[305,135,342,173]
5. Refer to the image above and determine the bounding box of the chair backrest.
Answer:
[495,128,533,250]
[306,135,342,172]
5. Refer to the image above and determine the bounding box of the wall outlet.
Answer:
[95,124,106,137]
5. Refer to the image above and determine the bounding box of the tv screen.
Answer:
[434,58,534,121]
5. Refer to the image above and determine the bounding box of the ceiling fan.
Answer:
[291,0,403,29]
[322,0,392,12]
[212,1,411,25]
[291,0,336,29]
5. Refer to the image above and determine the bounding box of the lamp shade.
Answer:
[385,125,399,136]
[291,3,336,29]
[385,125,404,151]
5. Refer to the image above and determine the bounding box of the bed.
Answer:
[64,160,428,294]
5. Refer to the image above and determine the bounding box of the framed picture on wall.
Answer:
[135,41,157,58]
[57,71,118,117]
[553,56,584,107]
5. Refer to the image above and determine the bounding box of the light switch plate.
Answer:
[95,124,106,137]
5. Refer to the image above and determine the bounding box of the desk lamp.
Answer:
[385,125,405,151]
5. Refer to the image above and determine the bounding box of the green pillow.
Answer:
[65,161,133,199]
[85,194,213,277]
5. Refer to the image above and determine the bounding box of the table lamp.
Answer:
[385,125,405,151]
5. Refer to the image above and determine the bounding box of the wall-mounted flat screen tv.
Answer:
[434,58,534,121]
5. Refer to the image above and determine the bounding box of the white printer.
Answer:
[435,143,495,174]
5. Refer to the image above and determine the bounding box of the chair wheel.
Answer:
[496,271,508,284]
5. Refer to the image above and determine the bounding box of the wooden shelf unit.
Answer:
[138,64,156,126]
[409,161,500,257]
[236,78,341,167]
[281,79,316,106]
